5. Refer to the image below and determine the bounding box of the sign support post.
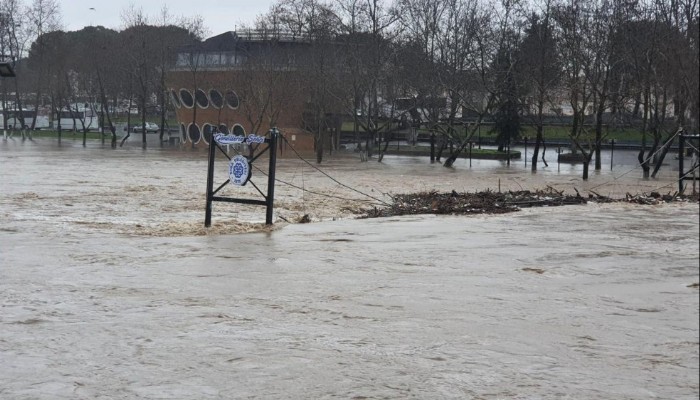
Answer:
[204,127,217,227]
[265,129,278,224]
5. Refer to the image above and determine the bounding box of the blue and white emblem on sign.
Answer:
[229,155,251,186]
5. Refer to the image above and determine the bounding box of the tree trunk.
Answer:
[140,94,147,149]
[13,77,27,140]
[639,87,651,178]
[159,70,166,146]
[532,98,545,171]
[594,100,605,171]
[436,134,446,162]
[121,96,133,147]
[532,124,543,171]
[570,110,579,155]
[541,137,549,167]
[582,153,591,180]
[651,131,678,177]
[378,131,390,163]
[316,125,324,164]
[632,93,641,117]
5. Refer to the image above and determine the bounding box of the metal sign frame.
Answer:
[204,128,278,227]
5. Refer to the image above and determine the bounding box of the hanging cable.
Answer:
[587,129,683,192]
[279,134,391,206]
[248,161,384,205]
[649,163,700,193]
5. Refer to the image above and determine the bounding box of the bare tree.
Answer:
[152,6,199,145]
[441,0,507,167]
[651,0,699,177]
[169,14,207,148]
[583,0,626,172]
[554,0,597,179]
[25,0,60,130]
[271,0,345,163]
[519,0,559,171]
[396,0,447,159]
[336,0,370,153]
[1,0,31,139]
[121,6,154,148]
[236,32,301,152]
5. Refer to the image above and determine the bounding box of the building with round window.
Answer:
[166,31,333,151]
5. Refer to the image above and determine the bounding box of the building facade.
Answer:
[166,31,320,151]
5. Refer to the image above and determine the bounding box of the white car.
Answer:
[132,122,159,133]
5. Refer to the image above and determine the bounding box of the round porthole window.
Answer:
[232,124,245,136]
[170,89,181,108]
[225,90,240,109]
[202,123,213,144]
[180,123,187,142]
[188,123,201,143]
[209,89,223,109]
[179,89,194,108]
[195,89,209,108]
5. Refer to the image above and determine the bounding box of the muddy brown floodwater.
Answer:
[1,138,699,399]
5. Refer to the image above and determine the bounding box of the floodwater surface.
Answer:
[1,138,698,399]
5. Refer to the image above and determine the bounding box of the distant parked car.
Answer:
[132,122,159,133]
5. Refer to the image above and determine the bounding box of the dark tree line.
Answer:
[1,2,203,147]
[3,0,698,179]
[248,0,697,178]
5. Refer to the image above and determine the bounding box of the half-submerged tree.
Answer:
[518,0,560,171]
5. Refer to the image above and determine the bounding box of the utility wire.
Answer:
[588,129,683,191]
[249,161,384,205]
[214,139,386,206]
[279,135,391,206]
[649,162,700,194]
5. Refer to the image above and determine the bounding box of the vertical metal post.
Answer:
[610,139,614,170]
[557,146,561,172]
[469,141,472,168]
[679,134,685,193]
[524,137,528,167]
[430,132,435,163]
[204,135,217,227]
[266,129,278,225]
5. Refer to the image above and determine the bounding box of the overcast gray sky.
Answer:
[60,0,275,37]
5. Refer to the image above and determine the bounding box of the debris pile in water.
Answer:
[364,188,586,218]
[363,188,697,218]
